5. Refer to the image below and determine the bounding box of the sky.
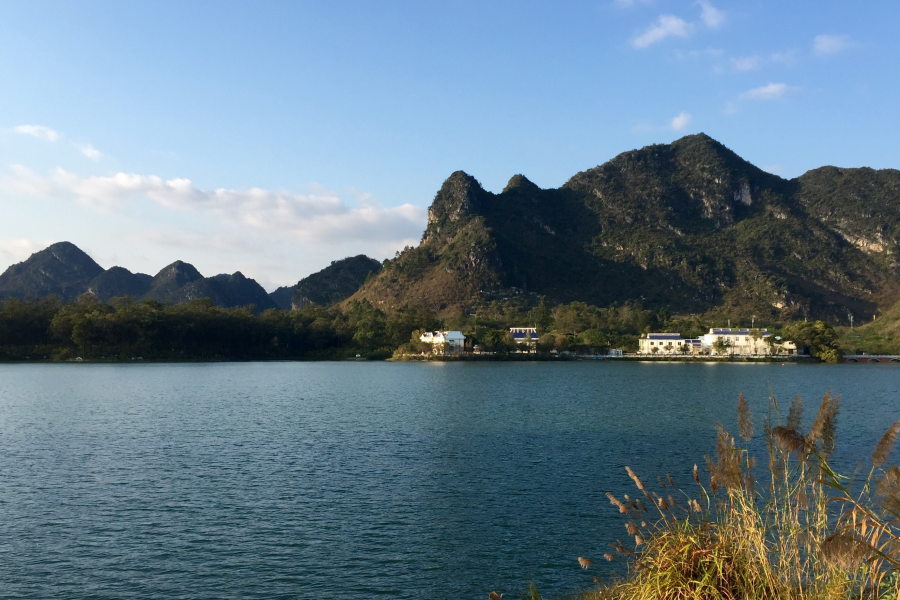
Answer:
[1,0,898,291]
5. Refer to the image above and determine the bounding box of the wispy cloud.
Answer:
[0,166,427,244]
[14,125,60,142]
[697,0,725,29]
[0,165,55,196]
[80,144,102,161]
[631,1,723,49]
[670,112,693,131]
[730,56,761,72]
[813,34,853,56]
[770,49,798,65]
[632,15,693,48]
[739,82,797,101]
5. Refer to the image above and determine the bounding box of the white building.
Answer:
[700,328,796,356]
[510,327,538,348]
[639,333,704,355]
[639,333,685,355]
[420,330,466,355]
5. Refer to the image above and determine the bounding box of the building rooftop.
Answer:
[645,333,683,339]
[709,328,770,336]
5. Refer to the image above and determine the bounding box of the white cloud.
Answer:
[730,56,761,72]
[739,82,797,101]
[1,167,428,244]
[813,34,853,56]
[79,144,102,161]
[670,112,693,131]
[0,239,52,265]
[770,49,798,65]
[632,15,693,48]
[697,0,725,29]
[13,125,60,142]
[0,165,55,196]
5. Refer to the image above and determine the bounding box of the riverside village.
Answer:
[412,326,800,360]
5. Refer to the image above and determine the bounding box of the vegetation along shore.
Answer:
[3,134,900,362]
[499,392,900,600]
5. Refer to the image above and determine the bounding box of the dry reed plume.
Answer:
[572,389,900,600]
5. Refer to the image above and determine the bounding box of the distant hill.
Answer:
[87,266,153,302]
[0,246,276,312]
[348,134,900,321]
[292,256,383,308]
[269,255,383,309]
[268,286,295,310]
[164,271,277,311]
[0,241,104,300]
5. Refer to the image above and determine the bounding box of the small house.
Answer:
[420,330,466,355]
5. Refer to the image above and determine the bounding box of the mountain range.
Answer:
[3,134,899,322]
[348,133,900,321]
[0,242,380,313]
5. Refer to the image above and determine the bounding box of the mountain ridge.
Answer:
[347,133,900,321]
[4,134,900,323]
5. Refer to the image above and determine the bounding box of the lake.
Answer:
[0,362,898,599]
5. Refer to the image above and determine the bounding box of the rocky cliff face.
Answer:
[797,166,900,269]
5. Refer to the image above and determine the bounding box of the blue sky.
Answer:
[1,0,897,289]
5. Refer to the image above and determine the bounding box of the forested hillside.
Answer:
[350,134,900,323]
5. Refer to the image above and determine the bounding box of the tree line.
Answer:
[0,294,840,361]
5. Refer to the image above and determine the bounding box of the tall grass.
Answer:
[579,390,900,600]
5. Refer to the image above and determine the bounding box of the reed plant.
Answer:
[579,390,900,600]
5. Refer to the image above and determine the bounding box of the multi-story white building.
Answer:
[699,328,796,356]
[700,328,766,356]
[639,329,796,357]
[420,331,466,355]
[639,333,689,355]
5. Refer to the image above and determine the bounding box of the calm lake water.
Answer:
[0,362,898,599]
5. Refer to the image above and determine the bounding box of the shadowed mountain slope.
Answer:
[164,271,277,312]
[141,261,204,303]
[348,134,900,321]
[87,266,152,302]
[269,255,383,309]
[0,241,104,300]
[0,247,276,312]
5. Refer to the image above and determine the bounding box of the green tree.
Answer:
[712,338,731,357]
[531,296,552,332]
[782,320,841,361]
